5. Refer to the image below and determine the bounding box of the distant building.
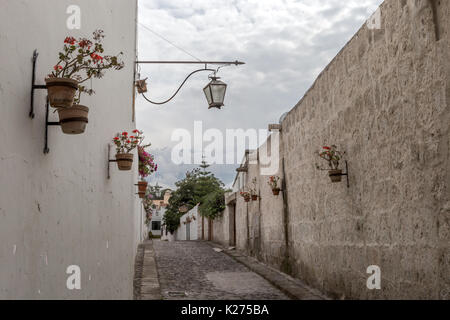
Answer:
[175,205,199,241]
[149,190,171,236]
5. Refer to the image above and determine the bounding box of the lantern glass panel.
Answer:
[203,85,212,105]
[211,82,226,105]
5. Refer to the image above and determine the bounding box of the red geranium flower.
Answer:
[323,146,330,150]
[78,39,92,48]
[122,132,128,136]
[90,53,103,63]
[64,37,76,45]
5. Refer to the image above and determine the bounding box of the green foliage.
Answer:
[163,160,227,233]
[198,189,226,220]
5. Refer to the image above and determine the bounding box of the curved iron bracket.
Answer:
[30,49,47,118]
[140,68,215,105]
[329,160,350,188]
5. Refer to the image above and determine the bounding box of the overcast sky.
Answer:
[136,0,384,189]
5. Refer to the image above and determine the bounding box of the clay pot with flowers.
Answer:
[240,191,251,202]
[316,145,345,183]
[47,30,124,134]
[137,144,157,198]
[112,130,143,171]
[268,176,281,195]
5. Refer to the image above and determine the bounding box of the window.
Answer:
[152,221,161,230]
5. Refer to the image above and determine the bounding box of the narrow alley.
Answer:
[134,240,326,300]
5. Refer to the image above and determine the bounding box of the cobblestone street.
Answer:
[152,240,289,300]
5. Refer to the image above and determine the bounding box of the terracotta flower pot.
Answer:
[45,77,78,108]
[251,195,258,201]
[138,191,145,199]
[135,79,147,93]
[115,153,134,171]
[272,188,280,195]
[328,169,342,182]
[244,198,250,202]
[137,181,148,193]
[57,104,89,134]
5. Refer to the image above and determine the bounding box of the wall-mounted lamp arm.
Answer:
[140,68,215,105]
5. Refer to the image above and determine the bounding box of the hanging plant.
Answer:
[138,146,157,179]
[112,130,143,171]
[142,192,154,214]
[47,30,124,134]
[136,138,156,195]
[143,192,153,224]
[240,191,251,202]
[316,145,345,183]
[267,176,281,195]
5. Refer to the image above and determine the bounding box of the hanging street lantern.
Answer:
[135,60,244,109]
[203,76,227,109]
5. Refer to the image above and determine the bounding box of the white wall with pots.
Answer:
[0,0,141,299]
[176,205,199,241]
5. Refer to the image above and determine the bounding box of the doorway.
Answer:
[229,203,236,247]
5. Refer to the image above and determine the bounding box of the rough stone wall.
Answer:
[214,138,287,269]
[212,207,229,247]
[221,0,450,299]
[280,0,450,299]
[197,214,211,241]
[235,196,249,251]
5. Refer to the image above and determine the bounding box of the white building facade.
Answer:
[0,0,142,299]
[150,206,166,236]
[175,205,199,241]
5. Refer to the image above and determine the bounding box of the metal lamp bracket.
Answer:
[334,160,350,188]
[107,144,118,179]
[30,50,61,154]
[30,50,46,119]
[43,97,61,154]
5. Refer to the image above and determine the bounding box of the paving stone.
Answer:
[206,242,327,300]
[133,240,162,300]
[152,240,289,300]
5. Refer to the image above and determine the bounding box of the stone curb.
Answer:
[205,241,329,300]
[133,239,162,300]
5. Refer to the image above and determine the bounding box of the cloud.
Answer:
[146,147,238,189]
[137,0,384,188]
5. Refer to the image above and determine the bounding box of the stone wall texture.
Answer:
[214,0,450,299]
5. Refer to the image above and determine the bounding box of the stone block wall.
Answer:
[214,0,450,299]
